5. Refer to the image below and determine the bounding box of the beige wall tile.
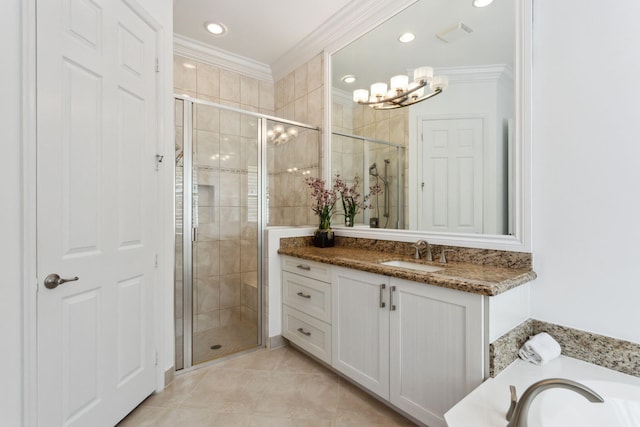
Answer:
[196,63,220,98]
[259,81,275,112]
[307,54,323,92]
[219,240,241,274]
[220,69,240,103]
[294,63,308,100]
[284,72,295,105]
[240,76,260,108]
[219,273,241,309]
[294,95,308,123]
[174,56,197,92]
[307,88,324,127]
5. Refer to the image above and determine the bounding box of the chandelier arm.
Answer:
[369,87,443,110]
[357,80,429,105]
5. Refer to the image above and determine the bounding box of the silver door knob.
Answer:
[44,273,79,289]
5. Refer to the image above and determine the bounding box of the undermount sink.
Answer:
[379,260,444,273]
[528,380,640,427]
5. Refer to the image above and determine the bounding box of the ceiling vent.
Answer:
[436,22,473,43]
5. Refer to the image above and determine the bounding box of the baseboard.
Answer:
[164,366,175,387]
[268,335,287,350]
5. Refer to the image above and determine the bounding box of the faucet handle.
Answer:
[506,385,517,421]
[439,249,454,264]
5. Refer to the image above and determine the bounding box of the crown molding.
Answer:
[173,34,273,82]
[436,64,514,83]
[271,0,417,82]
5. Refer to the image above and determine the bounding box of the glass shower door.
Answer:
[176,99,261,369]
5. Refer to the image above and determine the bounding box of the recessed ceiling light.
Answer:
[183,63,196,69]
[204,21,227,35]
[398,32,416,43]
[341,75,356,84]
[472,0,494,7]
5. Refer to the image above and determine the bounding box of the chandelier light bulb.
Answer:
[353,89,369,103]
[371,82,388,98]
[413,66,434,83]
[390,75,409,92]
[430,75,449,91]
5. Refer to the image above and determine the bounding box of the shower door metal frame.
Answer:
[176,95,320,370]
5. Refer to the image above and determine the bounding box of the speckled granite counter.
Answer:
[277,245,536,296]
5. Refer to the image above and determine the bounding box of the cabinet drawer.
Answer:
[281,256,331,283]
[283,271,331,322]
[282,305,331,364]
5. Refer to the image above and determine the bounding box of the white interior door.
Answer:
[36,0,159,425]
[419,118,483,233]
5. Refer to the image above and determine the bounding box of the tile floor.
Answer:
[118,346,416,426]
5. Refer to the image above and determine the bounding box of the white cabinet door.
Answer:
[332,267,390,399]
[389,278,485,427]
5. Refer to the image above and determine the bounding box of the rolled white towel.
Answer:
[518,332,562,365]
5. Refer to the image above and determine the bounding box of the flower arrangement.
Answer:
[333,174,382,227]
[304,177,337,230]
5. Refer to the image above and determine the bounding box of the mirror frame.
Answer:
[322,0,531,252]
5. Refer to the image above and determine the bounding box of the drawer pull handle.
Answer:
[390,285,397,311]
[296,291,311,299]
[296,264,311,271]
[379,284,386,308]
[297,327,311,336]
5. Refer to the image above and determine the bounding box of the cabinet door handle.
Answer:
[296,291,311,299]
[296,264,311,271]
[379,284,386,308]
[297,327,311,336]
[390,285,397,311]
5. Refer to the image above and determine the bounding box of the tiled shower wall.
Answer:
[174,55,274,358]
[331,97,410,228]
[270,54,324,227]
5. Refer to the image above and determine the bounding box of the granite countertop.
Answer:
[277,246,536,296]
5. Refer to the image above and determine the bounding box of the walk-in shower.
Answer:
[332,131,405,229]
[175,96,320,370]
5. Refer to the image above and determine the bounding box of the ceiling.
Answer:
[332,0,514,94]
[173,0,353,66]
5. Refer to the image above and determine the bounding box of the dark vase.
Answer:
[313,229,335,248]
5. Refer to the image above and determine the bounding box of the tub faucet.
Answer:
[506,378,604,427]
[410,240,431,261]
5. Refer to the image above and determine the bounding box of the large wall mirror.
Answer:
[327,0,531,251]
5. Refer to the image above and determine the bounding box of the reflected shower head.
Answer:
[369,162,387,184]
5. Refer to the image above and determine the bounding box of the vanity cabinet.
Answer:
[281,257,332,364]
[389,277,485,427]
[331,266,485,427]
[332,267,390,399]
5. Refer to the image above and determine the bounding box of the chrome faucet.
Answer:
[506,378,604,427]
[410,240,432,261]
[439,249,454,264]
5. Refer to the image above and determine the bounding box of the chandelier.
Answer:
[353,66,448,110]
[267,124,298,145]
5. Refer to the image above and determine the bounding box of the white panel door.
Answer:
[332,267,389,399]
[389,279,485,427]
[36,0,158,425]
[420,118,483,233]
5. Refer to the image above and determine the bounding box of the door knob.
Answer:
[44,273,79,289]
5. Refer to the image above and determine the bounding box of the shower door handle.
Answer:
[44,273,79,289]
[192,227,198,242]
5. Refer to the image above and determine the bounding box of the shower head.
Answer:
[369,162,387,184]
